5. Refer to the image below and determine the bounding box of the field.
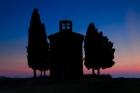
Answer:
[0,76,140,93]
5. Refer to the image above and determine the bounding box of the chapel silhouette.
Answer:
[48,20,84,78]
[27,9,115,78]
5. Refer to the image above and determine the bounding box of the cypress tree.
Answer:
[27,8,49,78]
[84,23,115,76]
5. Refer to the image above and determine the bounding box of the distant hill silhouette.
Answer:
[1,77,140,93]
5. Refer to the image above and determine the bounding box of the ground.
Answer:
[0,76,140,93]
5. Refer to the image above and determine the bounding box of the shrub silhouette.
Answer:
[84,23,115,75]
[27,8,49,78]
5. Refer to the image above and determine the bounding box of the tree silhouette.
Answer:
[27,8,49,78]
[84,23,115,76]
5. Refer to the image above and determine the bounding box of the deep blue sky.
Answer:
[0,0,140,78]
[0,0,139,39]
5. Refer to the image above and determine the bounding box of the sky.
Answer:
[0,0,140,78]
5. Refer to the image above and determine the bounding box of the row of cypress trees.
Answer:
[27,9,115,78]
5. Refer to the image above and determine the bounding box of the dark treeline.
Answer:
[27,8,115,78]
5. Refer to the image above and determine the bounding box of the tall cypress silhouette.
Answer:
[84,23,115,76]
[27,8,49,78]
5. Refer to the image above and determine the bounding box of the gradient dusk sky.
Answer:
[0,0,140,78]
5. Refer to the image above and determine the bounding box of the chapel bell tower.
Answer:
[59,20,72,32]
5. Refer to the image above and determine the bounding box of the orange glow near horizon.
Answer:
[1,50,140,78]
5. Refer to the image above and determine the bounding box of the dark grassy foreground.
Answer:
[0,76,140,93]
